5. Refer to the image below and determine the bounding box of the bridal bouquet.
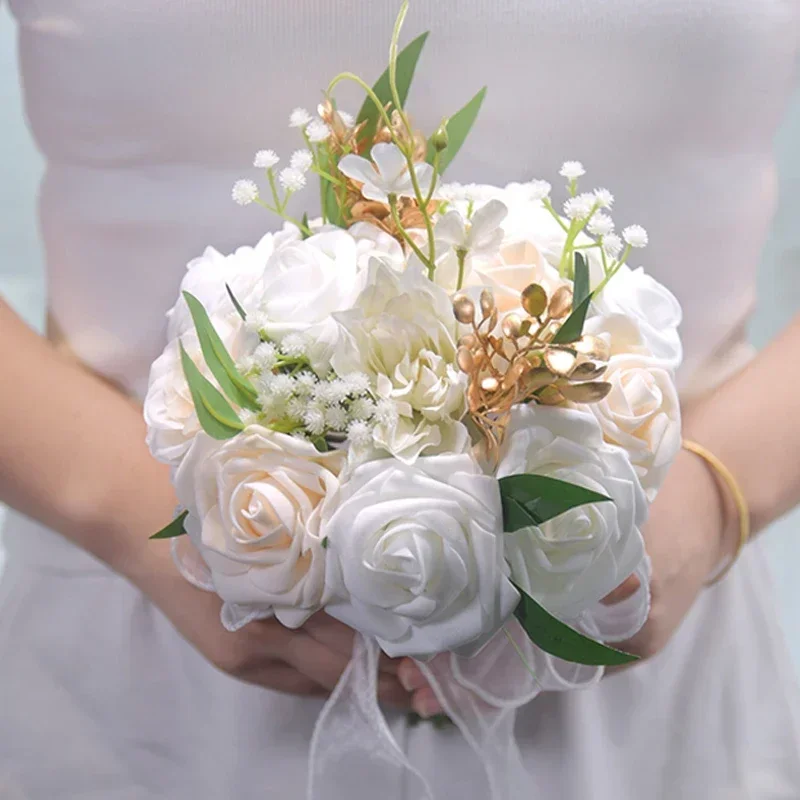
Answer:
[144,4,682,797]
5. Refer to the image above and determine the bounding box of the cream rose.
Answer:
[588,354,681,499]
[590,265,682,369]
[144,312,255,467]
[322,454,519,658]
[469,240,567,315]
[497,405,647,620]
[175,427,346,629]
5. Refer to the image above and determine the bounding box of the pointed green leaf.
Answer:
[182,291,260,412]
[500,474,611,529]
[357,31,429,145]
[179,342,244,440]
[426,87,487,173]
[150,510,189,540]
[514,585,639,666]
[301,212,311,240]
[501,495,541,533]
[551,294,592,344]
[226,283,247,321]
[573,251,590,306]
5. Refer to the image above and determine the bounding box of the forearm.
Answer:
[684,313,800,543]
[0,298,175,574]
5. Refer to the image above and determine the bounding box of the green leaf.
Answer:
[500,474,611,529]
[301,212,311,240]
[514,585,639,666]
[551,294,592,344]
[311,435,330,453]
[356,31,429,145]
[150,510,189,540]
[226,283,247,321]
[318,147,345,227]
[182,291,260,412]
[179,342,244,440]
[573,251,590,306]
[427,87,487,174]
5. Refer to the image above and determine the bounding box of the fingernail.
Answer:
[398,660,426,692]
[412,691,443,719]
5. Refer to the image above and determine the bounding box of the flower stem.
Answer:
[542,197,569,233]
[328,73,394,133]
[389,195,434,277]
[424,151,441,207]
[455,248,468,291]
[254,198,312,237]
[311,166,347,188]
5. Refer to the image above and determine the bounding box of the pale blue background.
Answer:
[1,6,799,668]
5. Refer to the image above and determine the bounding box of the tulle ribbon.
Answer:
[172,539,651,800]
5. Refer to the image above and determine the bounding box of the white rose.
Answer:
[175,426,346,629]
[322,454,519,658]
[497,405,647,620]
[144,312,255,467]
[166,230,291,340]
[253,229,367,373]
[257,229,364,337]
[588,354,681,499]
[591,265,682,369]
[334,263,468,463]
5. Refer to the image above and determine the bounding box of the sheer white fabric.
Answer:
[2,0,800,798]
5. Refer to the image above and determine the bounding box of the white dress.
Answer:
[1,1,800,798]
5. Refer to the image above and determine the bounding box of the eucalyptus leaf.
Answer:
[573,251,590,306]
[183,291,260,412]
[551,294,592,344]
[150,509,189,540]
[356,31,429,145]
[514,585,639,666]
[500,473,611,529]
[180,342,244,440]
[426,87,487,173]
[226,283,247,321]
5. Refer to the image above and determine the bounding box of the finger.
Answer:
[397,658,427,692]
[601,573,641,605]
[283,630,352,692]
[411,687,444,719]
[302,613,356,659]
[378,674,414,710]
[249,662,327,696]
[302,613,402,676]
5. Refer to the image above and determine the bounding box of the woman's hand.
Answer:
[609,444,731,660]
[129,536,413,707]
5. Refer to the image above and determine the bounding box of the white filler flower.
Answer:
[339,143,433,203]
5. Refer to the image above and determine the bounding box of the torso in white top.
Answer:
[1,1,800,798]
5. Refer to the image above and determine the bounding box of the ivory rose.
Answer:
[174,426,347,629]
[497,405,647,620]
[322,454,519,658]
[144,312,255,467]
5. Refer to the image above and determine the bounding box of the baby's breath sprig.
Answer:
[535,163,647,293]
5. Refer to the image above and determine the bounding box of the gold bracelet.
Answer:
[681,439,751,586]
